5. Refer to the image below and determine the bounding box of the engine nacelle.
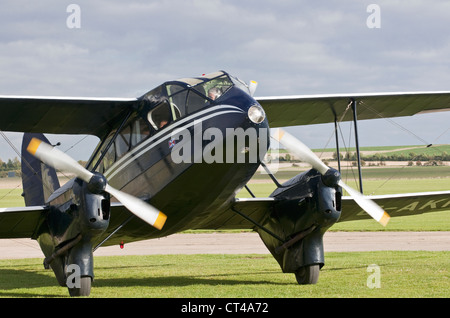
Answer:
[257,169,341,276]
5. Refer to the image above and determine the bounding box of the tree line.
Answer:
[0,157,88,178]
[332,151,450,162]
[0,157,21,178]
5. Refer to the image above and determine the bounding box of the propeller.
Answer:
[248,80,258,97]
[26,137,167,230]
[271,128,390,227]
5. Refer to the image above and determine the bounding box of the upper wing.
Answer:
[0,95,138,137]
[257,91,450,127]
[0,206,47,239]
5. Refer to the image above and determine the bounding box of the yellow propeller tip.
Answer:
[272,128,285,142]
[379,212,390,227]
[27,137,42,155]
[153,212,167,230]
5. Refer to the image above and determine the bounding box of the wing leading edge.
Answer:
[0,206,47,239]
[1,191,447,241]
[0,95,138,137]
[257,91,450,127]
[2,90,450,136]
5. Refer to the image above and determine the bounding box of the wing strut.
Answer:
[260,161,291,188]
[260,161,283,188]
[244,185,256,198]
[334,118,341,172]
[351,99,364,194]
[93,215,135,252]
[231,206,285,243]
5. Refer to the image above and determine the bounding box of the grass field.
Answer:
[0,165,449,298]
[0,251,448,298]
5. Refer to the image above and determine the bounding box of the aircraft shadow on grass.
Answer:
[0,265,291,297]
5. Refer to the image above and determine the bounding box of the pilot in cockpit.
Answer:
[208,87,222,100]
[149,102,171,130]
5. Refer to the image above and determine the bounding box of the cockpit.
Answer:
[144,71,237,131]
[92,71,253,173]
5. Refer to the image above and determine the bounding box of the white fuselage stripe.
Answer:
[105,105,245,180]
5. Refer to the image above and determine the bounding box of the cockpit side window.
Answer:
[167,84,187,120]
[186,90,209,114]
[148,101,173,130]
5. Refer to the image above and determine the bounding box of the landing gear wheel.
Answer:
[295,264,319,285]
[68,276,92,297]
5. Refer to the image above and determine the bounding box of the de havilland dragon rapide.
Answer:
[1,71,449,296]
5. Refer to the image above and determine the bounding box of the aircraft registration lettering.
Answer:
[397,202,419,212]
[419,199,448,210]
[396,198,450,213]
[355,197,450,217]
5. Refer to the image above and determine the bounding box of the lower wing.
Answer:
[339,190,450,222]
[1,191,448,241]
[0,206,47,239]
[197,190,450,230]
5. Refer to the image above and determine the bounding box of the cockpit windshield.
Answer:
[171,71,234,101]
[142,71,240,132]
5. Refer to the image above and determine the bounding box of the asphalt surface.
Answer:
[0,231,449,259]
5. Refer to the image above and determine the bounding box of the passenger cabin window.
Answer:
[131,117,150,146]
[115,125,131,158]
[101,134,116,172]
[94,116,152,173]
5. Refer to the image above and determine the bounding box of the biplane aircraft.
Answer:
[0,71,449,296]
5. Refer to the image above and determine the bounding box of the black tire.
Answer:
[68,276,92,297]
[295,264,320,285]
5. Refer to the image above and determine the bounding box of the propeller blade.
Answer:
[27,137,167,230]
[27,137,93,183]
[271,129,390,227]
[105,185,167,230]
[271,128,328,174]
[338,180,390,226]
[249,80,258,97]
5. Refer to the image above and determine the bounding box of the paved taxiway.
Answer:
[0,231,449,259]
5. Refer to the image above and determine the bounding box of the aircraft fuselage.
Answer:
[40,72,270,250]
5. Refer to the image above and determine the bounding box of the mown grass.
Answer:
[0,188,24,208]
[0,166,448,298]
[0,251,448,298]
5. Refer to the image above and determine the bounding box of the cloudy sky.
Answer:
[1,0,450,161]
